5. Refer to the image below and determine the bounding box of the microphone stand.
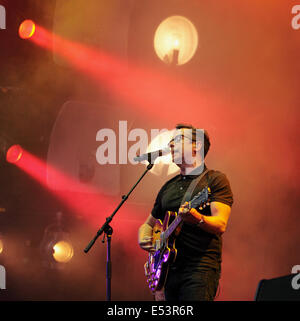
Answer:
[84,163,154,301]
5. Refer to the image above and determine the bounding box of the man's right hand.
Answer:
[138,224,154,252]
[139,235,154,252]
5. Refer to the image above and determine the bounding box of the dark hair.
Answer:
[175,123,211,158]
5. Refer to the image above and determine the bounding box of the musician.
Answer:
[138,124,233,301]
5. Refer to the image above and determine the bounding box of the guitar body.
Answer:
[144,211,181,293]
[143,187,210,294]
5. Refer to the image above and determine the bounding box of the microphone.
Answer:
[134,147,170,163]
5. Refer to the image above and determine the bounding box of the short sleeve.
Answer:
[209,172,234,207]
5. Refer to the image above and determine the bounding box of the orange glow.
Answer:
[154,16,198,65]
[19,20,36,39]
[22,23,243,138]
[53,241,74,263]
[11,148,109,220]
[9,148,142,231]
[6,145,23,164]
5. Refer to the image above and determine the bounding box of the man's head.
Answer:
[169,124,210,167]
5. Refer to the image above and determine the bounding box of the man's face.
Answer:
[169,128,196,166]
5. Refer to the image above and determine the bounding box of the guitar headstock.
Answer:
[189,187,211,209]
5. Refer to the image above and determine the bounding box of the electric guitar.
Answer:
[144,186,211,293]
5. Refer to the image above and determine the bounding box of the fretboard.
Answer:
[164,214,183,240]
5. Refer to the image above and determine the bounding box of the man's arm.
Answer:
[180,201,231,236]
[138,214,156,251]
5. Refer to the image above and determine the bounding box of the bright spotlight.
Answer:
[53,240,74,263]
[6,144,23,164]
[40,212,74,268]
[19,19,36,39]
[154,16,198,65]
[0,239,3,254]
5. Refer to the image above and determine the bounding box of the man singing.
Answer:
[138,124,233,301]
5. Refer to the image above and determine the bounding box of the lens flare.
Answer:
[19,19,36,39]
[52,241,74,263]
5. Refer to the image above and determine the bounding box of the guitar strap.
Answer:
[180,167,210,206]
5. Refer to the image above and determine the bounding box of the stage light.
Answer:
[53,241,74,263]
[154,15,198,65]
[40,212,74,268]
[19,19,36,39]
[6,144,23,164]
[0,239,3,254]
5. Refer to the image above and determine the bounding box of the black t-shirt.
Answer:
[151,165,234,269]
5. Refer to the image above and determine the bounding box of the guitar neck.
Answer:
[164,214,183,239]
[163,187,209,240]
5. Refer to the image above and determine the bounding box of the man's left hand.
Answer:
[179,202,199,224]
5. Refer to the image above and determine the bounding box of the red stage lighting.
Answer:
[19,19,36,39]
[21,23,241,135]
[6,144,23,164]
